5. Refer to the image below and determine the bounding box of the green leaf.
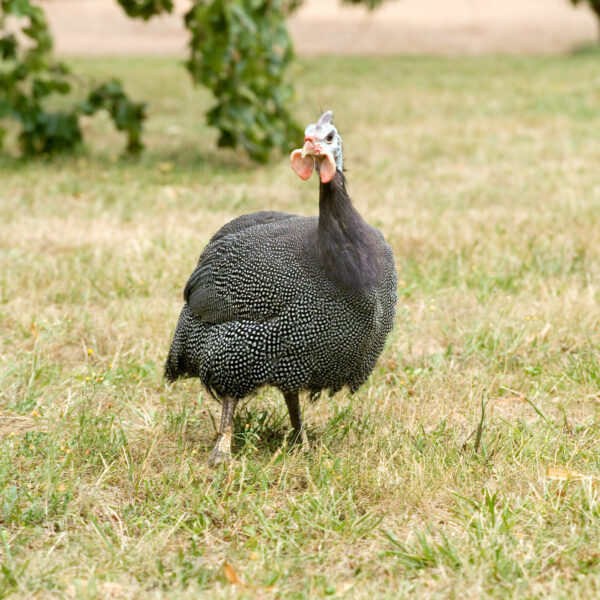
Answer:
[116,0,174,20]
[0,0,146,156]
[184,0,302,161]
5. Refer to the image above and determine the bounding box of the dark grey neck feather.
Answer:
[317,171,380,290]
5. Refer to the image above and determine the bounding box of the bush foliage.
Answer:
[1,0,385,160]
[184,0,301,162]
[0,0,146,155]
[117,0,303,162]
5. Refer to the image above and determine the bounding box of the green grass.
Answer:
[2,52,600,598]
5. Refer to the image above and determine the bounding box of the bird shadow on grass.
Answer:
[0,141,270,180]
[0,154,254,180]
[229,397,359,458]
[231,404,294,455]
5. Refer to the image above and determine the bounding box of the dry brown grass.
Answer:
[2,54,600,598]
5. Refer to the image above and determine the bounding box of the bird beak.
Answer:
[301,139,319,158]
[291,140,337,183]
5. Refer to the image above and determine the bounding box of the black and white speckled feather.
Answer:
[165,170,397,400]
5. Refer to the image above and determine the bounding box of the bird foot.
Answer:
[207,432,233,467]
[291,429,310,454]
[207,449,232,467]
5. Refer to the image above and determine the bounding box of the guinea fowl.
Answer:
[165,111,397,466]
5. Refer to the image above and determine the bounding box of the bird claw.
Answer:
[291,429,310,454]
[207,432,233,467]
[207,448,232,468]
[297,441,310,455]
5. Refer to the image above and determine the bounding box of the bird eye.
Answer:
[325,132,335,143]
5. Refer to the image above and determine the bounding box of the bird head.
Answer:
[290,110,343,184]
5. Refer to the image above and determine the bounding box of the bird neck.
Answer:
[318,171,379,290]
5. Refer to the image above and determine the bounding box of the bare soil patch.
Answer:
[42,0,598,56]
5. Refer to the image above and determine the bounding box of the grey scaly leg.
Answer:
[284,391,309,452]
[208,395,238,467]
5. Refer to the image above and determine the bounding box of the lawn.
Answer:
[2,52,600,598]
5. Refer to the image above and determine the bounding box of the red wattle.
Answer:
[290,149,315,180]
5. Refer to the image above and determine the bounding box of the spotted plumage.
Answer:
[165,111,397,465]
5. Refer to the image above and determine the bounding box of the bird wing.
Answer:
[207,211,297,243]
[184,211,310,324]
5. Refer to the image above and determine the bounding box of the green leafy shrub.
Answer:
[117,0,385,162]
[1,0,386,160]
[80,81,146,154]
[117,0,303,162]
[0,0,146,155]
[184,0,301,162]
[116,0,174,20]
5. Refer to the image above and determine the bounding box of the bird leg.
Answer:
[208,395,238,467]
[283,391,309,452]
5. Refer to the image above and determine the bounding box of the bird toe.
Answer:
[290,430,310,454]
[207,449,232,468]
